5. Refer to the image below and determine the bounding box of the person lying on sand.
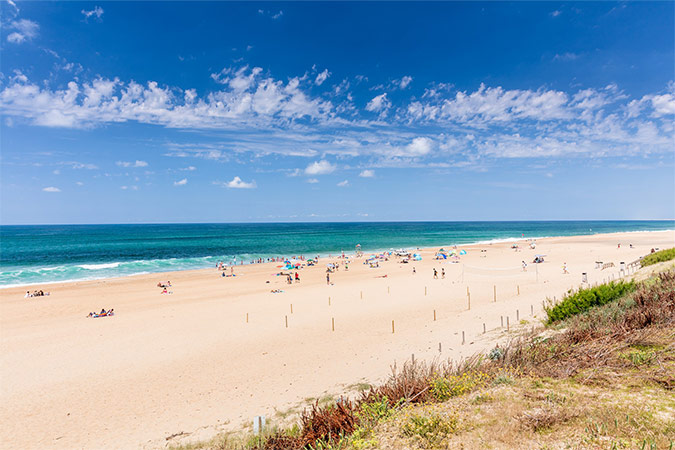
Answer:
[87,308,114,317]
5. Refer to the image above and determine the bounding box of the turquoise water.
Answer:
[0,221,672,287]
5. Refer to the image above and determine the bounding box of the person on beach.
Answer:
[326,272,330,285]
[412,266,416,274]
[563,262,569,274]
[433,268,438,279]
[25,291,31,298]
[295,272,300,283]
[441,268,445,279]
[522,261,528,272]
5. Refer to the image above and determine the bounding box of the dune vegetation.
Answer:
[640,247,675,268]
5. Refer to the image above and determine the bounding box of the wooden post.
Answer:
[517,285,520,295]
[467,286,470,296]
[290,304,293,314]
[462,331,465,345]
[531,304,534,316]
[438,342,442,353]
[360,291,363,299]
[392,320,395,334]
[411,354,415,365]
[433,309,436,321]
[285,315,288,328]
[483,323,486,334]
[388,286,390,294]
[501,316,504,327]
[328,296,331,306]
[493,285,497,302]
[246,312,249,323]
[507,316,510,331]
[425,286,427,296]
[516,309,519,321]
[467,292,471,310]
[332,317,335,332]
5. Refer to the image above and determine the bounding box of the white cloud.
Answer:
[307,178,319,184]
[402,137,434,157]
[642,93,675,117]
[258,9,283,19]
[60,161,98,170]
[42,186,60,192]
[6,19,38,44]
[337,180,349,187]
[225,176,256,189]
[7,32,25,43]
[0,65,673,166]
[81,6,104,20]
[553,52,579,62]
[76,181,84,186]
[550,10,562,17]
[53,169,60,175]
[315,69,330,86]
[6,0,19,13]
[359,169,375,178]
[174,178,188,186]
[366,93,391,112]
[116,160,148,168]
[181,166,196,171]
[410,83,571,124]
[0,66,334,129]
[398,76,413,89]
[305,160,335,175]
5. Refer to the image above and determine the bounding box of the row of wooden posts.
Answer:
[246,296,536,344]
[248,269,627,329]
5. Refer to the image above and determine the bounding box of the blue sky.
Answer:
[1,1,673,224]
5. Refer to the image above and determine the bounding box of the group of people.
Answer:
[157,281,172,294]
[217,255,321,267]
[285,272,300,284]
[432,268,445,279]
[87,308,114,318]
[24,290,49,298]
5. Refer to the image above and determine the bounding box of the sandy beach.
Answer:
[0,230,672,449]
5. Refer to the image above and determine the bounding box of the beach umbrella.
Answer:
[459,249,467,255]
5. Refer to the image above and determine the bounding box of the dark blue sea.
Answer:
[1,221,672,287]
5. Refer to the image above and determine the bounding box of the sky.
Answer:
[0,1,674,224]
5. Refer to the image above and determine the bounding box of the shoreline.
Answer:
[2,228,672,290]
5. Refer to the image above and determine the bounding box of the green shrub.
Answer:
[401,410,457,448]
[640,247,675,267]
[429,371,492,401]
[545,280,636,324]
[355,396,395,428]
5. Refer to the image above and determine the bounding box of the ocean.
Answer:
[0,221,672,288]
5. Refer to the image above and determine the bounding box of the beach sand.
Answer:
[1,230,673,449]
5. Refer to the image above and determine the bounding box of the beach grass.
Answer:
[543,280,636,324]
[640,247,675,267]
